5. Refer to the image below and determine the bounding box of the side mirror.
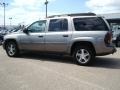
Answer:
[23,28,28,34]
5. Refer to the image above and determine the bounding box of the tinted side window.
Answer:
[49,19,68,31]
[73,17,109,31]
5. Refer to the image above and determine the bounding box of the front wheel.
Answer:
[5,41,19,57]
[73,46,95,66]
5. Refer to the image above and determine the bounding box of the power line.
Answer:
[0,2,8,29]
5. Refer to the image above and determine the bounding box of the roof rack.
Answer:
[48,13,96,18]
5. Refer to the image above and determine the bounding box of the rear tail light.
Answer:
[104,31,112,45]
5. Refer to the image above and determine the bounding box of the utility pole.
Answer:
[0,2,8,29]
[45,0,48,18]
[9,17,12,26]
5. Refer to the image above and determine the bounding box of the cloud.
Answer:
[0,0,56,25]
[11,0,44,10]
[86,0,120,13]
[6,8,44,25]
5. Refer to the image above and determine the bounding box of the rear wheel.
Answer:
[73,46,95,65]
[5,41,19,57]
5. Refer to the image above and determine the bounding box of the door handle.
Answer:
[38,36,43,38]
[63,35,68,37]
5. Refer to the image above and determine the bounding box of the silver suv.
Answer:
[3,13,116,65]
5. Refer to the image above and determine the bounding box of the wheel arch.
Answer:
[70,41,96,56]
[4,39,19,50]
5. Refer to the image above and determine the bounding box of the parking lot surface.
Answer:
[0,46,120,90]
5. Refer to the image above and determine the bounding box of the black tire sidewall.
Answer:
[117,41,120,47]
[6,41,19,57]
[73,46,95,66]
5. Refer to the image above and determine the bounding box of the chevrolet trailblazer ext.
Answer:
[3,13,116,65]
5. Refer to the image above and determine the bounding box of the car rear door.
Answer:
[45,18,72,53]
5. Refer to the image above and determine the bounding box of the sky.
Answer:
[0,0,120,25]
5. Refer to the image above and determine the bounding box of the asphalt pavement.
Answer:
[0,46,120,90]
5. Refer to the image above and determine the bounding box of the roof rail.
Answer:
[47,13,96,18]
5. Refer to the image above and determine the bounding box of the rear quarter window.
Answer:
[73,17,109,31]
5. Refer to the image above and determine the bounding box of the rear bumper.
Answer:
[96,44,116,56]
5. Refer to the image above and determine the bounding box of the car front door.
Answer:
[20,20,46,51]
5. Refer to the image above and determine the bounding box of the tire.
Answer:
[116,41,120,47]
[0,40,2,45]
[5,41,19,57]
[73,46,95,66]
[0,37,3,45]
